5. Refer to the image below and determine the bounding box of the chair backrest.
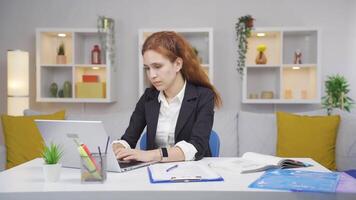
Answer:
[139,130,220,157]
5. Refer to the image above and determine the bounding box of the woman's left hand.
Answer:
[116,148,160,162]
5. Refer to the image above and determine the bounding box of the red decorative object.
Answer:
[91,45,101,64]
[83,75,99,82]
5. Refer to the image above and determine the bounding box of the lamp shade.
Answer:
[7,97,29,116]
[7,50,29,96]
[7,50,29,116]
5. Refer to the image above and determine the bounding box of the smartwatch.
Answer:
[161,147,168,157]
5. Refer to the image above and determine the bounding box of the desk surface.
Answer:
[0,158,354,200]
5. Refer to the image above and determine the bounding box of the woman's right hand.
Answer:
[112,143,126,159]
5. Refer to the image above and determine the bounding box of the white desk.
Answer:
[0,158,354,200]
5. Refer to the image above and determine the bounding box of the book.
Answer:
[82,75,99,82]
[147,161,223,183]
[210,152,312,174]
[249,169,340,193]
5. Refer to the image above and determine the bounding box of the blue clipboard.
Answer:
[147,167,224,184]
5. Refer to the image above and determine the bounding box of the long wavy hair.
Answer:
[142,31,222,108]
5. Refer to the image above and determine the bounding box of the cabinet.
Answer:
[138,28,213,97]
[36,28,116,103]
[242,28,321,104]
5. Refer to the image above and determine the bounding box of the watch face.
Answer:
[162,148,168,157]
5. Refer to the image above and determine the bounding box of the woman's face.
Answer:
[143,50,182,91]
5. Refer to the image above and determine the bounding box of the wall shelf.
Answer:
[36,28,117,103]
[242,27,321,104]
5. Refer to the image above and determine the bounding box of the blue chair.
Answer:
[140,130,220,157]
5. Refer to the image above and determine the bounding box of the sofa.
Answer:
[0,109,355,171]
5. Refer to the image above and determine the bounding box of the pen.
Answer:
[105,136,110,154]
[166,164,179,172]
[98,146,103,169]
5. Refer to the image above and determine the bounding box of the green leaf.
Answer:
[322,74,354,113]
[41,142,63,164]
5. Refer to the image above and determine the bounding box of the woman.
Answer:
[113,31,222,163]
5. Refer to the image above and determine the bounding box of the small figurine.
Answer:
[294,49,302,64]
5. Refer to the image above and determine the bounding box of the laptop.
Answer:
[35,120,157,172]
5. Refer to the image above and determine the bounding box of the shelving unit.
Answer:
[242,28,321,104]
[138,28,213,97]
[36,28,116,103]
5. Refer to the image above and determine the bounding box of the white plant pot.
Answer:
[43,163,61,182]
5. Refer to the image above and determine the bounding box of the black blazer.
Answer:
[121,82,215,160]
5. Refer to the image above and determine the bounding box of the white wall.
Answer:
[346,0,356,104]
[0,0,355,145]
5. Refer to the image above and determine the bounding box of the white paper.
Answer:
[149,161,221,181]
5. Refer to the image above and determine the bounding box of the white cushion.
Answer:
[238,111,276,156]
[212,110,238,157]
[332,110,356,171]
[0,145,5,171]
[23,109,45,116]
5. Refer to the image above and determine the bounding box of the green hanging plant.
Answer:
[235,15,254,77]
[322,74,354,115]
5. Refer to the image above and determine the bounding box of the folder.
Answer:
[147,162,223,183]
[249,169,340,193]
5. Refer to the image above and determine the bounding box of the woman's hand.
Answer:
[115,148,161,162]
[112,143,126,157]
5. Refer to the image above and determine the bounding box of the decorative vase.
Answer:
[43,163,61,182]
[58,89,64,98]
[63,81,72,98]
[50,82,58,97]
[284,89,293,99]
[301,90,308,99]
[261,91,274,99]
[56,55,66,64]
[255,52,267,64]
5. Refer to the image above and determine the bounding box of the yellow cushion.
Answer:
[1,110,65,169]
[276,112,340,170]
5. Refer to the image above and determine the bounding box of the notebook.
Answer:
[148,161,223,183]
[209,152,312,174]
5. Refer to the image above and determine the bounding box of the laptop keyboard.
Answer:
[117,160,145,168]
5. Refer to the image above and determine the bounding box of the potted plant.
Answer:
[56,42,66,64]
[235,15,254,77]
[42,142,63,182]
[322,74,354,115]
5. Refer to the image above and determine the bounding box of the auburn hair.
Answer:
[142,31,222,108]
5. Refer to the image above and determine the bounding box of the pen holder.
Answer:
[80,153,107,183]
